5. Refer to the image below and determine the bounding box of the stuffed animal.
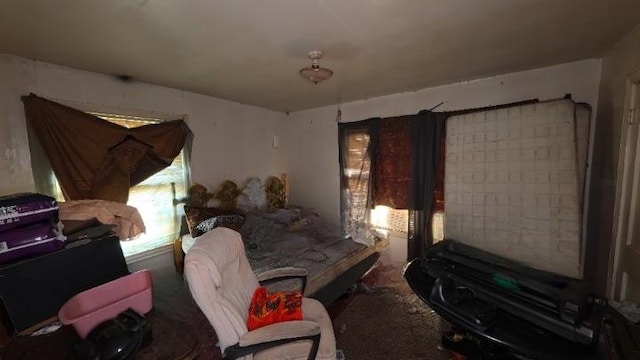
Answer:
[213,180,241,210]
[187,183,214,207]
[237,178,267,212]
[265,176,286,209]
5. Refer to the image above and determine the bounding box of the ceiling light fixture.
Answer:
[299,50,333,84]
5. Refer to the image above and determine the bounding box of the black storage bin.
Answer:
[0,234,129,334]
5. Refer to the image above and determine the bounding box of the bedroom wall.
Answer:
[587,24,640,296]
[0,54,287,197]
[283,59,602,226]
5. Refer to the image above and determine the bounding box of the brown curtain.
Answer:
[22,94,192,203]
[373,116,412,209]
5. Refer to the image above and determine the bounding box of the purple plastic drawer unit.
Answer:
[0,193,59,233]
[0,221,66,264]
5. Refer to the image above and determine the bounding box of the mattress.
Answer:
[182,208,389,296]
[445,99,587,278]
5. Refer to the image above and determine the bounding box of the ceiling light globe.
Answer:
[299,67,333,84]
[299,50,333,84]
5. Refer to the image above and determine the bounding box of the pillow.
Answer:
[247,287,302,331]
[184,205,244,237]
[194,215,245,237]
[236,178,267,213]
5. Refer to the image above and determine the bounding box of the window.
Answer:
[370,205,409,235]
[342,129,444,241]
[53,113,188,258]
[341,129,409,234]
[342,129,372,232]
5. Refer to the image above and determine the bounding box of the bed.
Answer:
[179,178,389,305]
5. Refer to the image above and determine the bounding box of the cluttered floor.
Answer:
[0,250,452,360]
[330,254,452,360]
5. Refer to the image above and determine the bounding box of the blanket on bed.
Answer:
[238,208,382,275]
[181,206,388,296]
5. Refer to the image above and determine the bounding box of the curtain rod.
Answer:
[21,93,189,121]
[340,97,540,127]
[439,98,539,117]
[440,94,573,117]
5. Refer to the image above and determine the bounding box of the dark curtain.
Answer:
[434,126,446,212]
[408,111,447,260]
[373,116,412,209]
[22,94,193,203]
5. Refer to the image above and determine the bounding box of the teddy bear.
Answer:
[187,183,214,207]
[213,180,241,211]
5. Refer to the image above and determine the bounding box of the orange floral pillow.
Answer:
[247,287,303,331]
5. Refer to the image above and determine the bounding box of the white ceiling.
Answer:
[1,1,639,113]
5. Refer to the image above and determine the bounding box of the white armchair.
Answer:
[184,227,336,360]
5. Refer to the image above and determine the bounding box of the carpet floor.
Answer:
[329,257,452,360]
[0,250,452,360]
[332,287,451,360]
